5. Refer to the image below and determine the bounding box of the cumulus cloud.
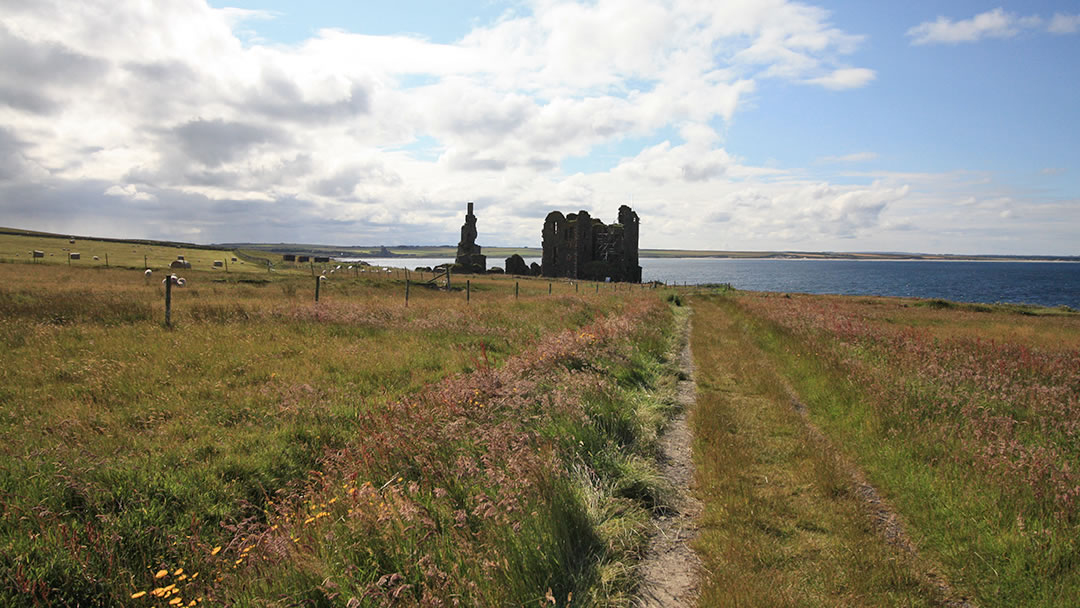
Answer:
[10,0,1004,252]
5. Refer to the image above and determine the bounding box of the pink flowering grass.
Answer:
[190,296,677,606]
[722,292,1080,606]
[0,262,673,607]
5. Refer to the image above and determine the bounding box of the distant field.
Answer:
[0,231,278,273]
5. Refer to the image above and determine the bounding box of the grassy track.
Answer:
[691,292,1079,607]
[690,295,942,606]
[0,259,680,606]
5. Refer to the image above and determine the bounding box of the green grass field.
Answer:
[5,227,1077,606]
[0,241,682,606]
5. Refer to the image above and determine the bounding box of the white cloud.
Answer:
[5,1,1070,254]
[1048,13,1080,34]
[907,8,1024,45]
[104,184,157,201]
[818,152,878,164]
[908,8,1080,44]
[804,67,875,90]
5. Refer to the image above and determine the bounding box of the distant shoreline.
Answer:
[2,227,1076,263]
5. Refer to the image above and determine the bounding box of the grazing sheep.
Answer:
[319,275,327,281]
[162,274,185,286]
[176,278,187,287]
[145,269,153,277]
[93,256,100,261]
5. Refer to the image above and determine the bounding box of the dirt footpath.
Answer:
[637,323,702,607]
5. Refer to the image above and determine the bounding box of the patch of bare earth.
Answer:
[637,323,702,607]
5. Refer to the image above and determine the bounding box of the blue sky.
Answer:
[2,1,1078,254]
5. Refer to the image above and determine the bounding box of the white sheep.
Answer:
[144,269,153,277]
[319,275,327,281]
[176,277,187,287]
[93,256,100,261]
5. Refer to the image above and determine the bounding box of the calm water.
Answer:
[342,257,1080,309]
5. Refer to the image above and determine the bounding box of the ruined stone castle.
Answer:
[540,205,641,283]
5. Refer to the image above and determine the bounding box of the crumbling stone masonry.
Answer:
[454,202,487,273]
[504,253,532,276]
[541,205,641,283]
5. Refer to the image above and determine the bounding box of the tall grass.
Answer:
[0,262,678,606]
[717,292,1080,606]
[689,295,943,607]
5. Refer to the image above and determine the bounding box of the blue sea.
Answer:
[345,257,1080,310]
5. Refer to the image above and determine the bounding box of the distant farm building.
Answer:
[69,252,80,260]
[314,256,331,263]
[283,254,296,262]
[297,255,310,263]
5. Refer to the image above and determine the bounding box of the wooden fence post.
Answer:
[515,281,519,299]
[164,278,172,327]
[315,276,320,302]
[405,278,410,307]
[466,280,471,303]
[144,255,147,269]
[548,282,552,295]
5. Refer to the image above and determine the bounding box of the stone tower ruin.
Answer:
[454,202,486,273]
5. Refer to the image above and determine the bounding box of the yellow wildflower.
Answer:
[210,546,221,556]
[155,569,168,579]
[131,591,147,599]
[173,568,183,576]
